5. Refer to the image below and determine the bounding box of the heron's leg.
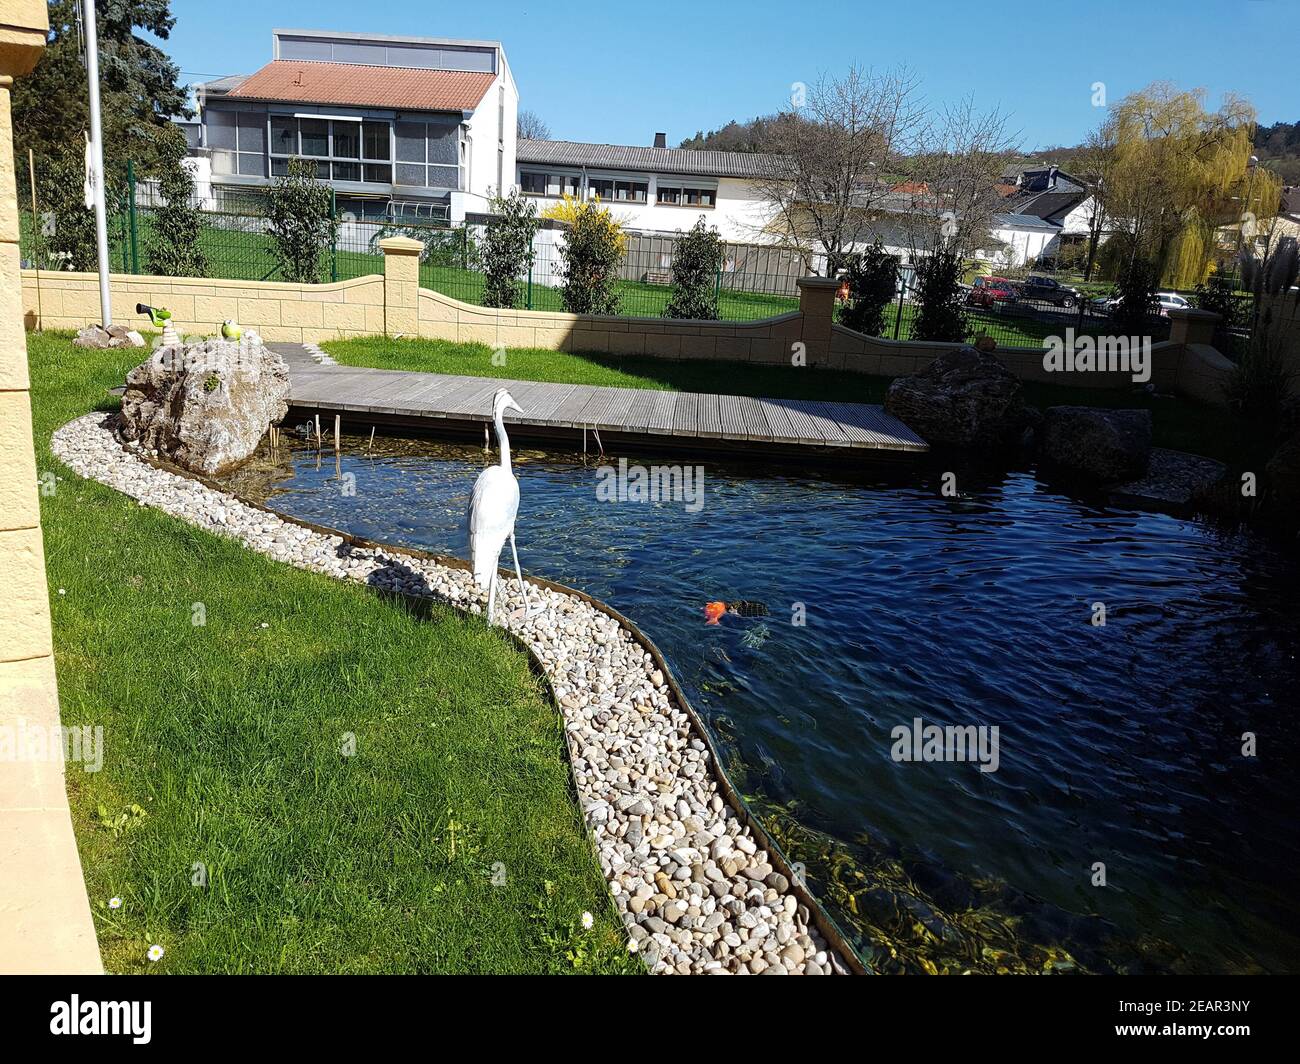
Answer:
[509,533,534,617]
[487,567,498,627]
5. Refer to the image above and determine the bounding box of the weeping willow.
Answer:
[1096,84,1283,288]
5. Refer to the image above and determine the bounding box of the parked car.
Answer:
[967,276,1020,308]
[1016,275,1081,308]
[1155,291,1192,315]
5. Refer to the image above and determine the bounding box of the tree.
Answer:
[1071,124,1119,282]
[1109,257,1160,337]
[145,127,206,277]
[837,243,898,336]
[901,97,1019,261]
[910,250,968,343]
[43,144,98,270]
[1095,83,1282,288]
[480,191,539,309]
[754,65,925,272]
[265,158,337,284]
[664,219,724,320]
[517,110,551,140]
[557,200,624,315]
[13,1,190,188]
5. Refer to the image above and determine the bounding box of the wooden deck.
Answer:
[273,345,928,458]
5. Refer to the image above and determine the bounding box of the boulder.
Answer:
[118,337,289,475]
[74,323,145,349]
[884,346,1031,447]
[1040,406,1152,484]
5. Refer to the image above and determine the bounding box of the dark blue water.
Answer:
[228,438,1300,974]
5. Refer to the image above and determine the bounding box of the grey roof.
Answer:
[516,139,786,179]
[992,212,1062,231]
[197,75,249,95]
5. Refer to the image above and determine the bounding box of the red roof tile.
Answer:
[227,60,494,112]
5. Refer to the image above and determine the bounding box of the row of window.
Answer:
[519,170,717,207]
[209,111,462,189]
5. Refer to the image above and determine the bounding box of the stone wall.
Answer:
[21,269,386,342]
[0,0,101,974]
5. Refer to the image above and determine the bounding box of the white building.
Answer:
[193,29,518,223]
[515,136,782,241]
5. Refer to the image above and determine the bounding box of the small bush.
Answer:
[558,200,624,316]
[911,250,969,343]
[837,243,899,336]
[664,218,723,320]
[44,145,99,271]
[480,192,539,309]
[266,158,337,284]
[146,128,207,278]
[1229,238,1300,428]
[1110,258,1160,336]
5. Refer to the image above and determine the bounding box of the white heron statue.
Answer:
[468,388,535,626]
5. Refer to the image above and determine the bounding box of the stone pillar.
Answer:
[796,277,840,365]
[379,236,422,338]
[1167,307,1220,348]
[0,0,101,973]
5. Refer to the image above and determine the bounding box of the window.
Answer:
[393,118,461,188]
[520,171,579,197]
[657,184,716,207]
[268,116,397,184]
[589,177,647,203]
[209,109,267,178]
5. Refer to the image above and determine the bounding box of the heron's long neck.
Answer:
[494,410,512,470]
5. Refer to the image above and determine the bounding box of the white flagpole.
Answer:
[82,0,112,327]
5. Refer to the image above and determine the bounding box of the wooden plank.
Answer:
[819,400,927,450]
[592,386,640,430]
[781,400,852,446]
[694,392,722,438]
[516,382,578,422]
[735,395,772,441]
[718,394,748,438]
[645,390,678,434]
[573,387,622,427]
[753,398,804,443]
[439,378,503,416]
[549,384,602,425]
[672,391,699,435]
[623,389,659,433]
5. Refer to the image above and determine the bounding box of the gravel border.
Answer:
[51,413,850,976]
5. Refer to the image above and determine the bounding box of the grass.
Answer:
[323,336,1246,463]
[27,329,637,974]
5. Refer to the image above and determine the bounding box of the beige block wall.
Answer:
[21,269,385,343]
[1,2,102,974]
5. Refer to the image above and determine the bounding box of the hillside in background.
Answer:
[1255,120,1300,184]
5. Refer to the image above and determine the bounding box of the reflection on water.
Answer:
[224,432,1300,974]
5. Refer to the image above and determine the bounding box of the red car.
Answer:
[966,276,1019,308]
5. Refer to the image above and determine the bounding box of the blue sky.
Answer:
[167,0,1295,151]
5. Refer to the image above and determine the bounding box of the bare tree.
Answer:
[752,66,925,273]
[900,98,1020,262]
[517,110,551,141]
[1072,122,1118,281]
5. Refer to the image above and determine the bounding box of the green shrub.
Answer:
[1110,258,1160,337]
[664,219,723,320]
[1228,238,1299,427]
[837,243,898,336]
[145,128,207,277]
[44,145,98,271]
[266,158,337,284]
[559,201,624,315]
[911,250,969,343]
[480,192,539,309]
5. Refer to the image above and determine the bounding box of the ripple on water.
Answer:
[224,437,1300,974]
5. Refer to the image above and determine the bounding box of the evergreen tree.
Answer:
[145,127,206,277]
[664,218,723,320]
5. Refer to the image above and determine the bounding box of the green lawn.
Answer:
[28,330,636,974]
[323,336,1244,463]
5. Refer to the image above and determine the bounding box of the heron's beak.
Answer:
[508,399,524,414]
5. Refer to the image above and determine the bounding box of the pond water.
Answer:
[223,434,1300,974]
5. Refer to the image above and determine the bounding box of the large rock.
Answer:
[1040,406,1152,484]
[884,347,1031,447]
[118,337,289,475]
